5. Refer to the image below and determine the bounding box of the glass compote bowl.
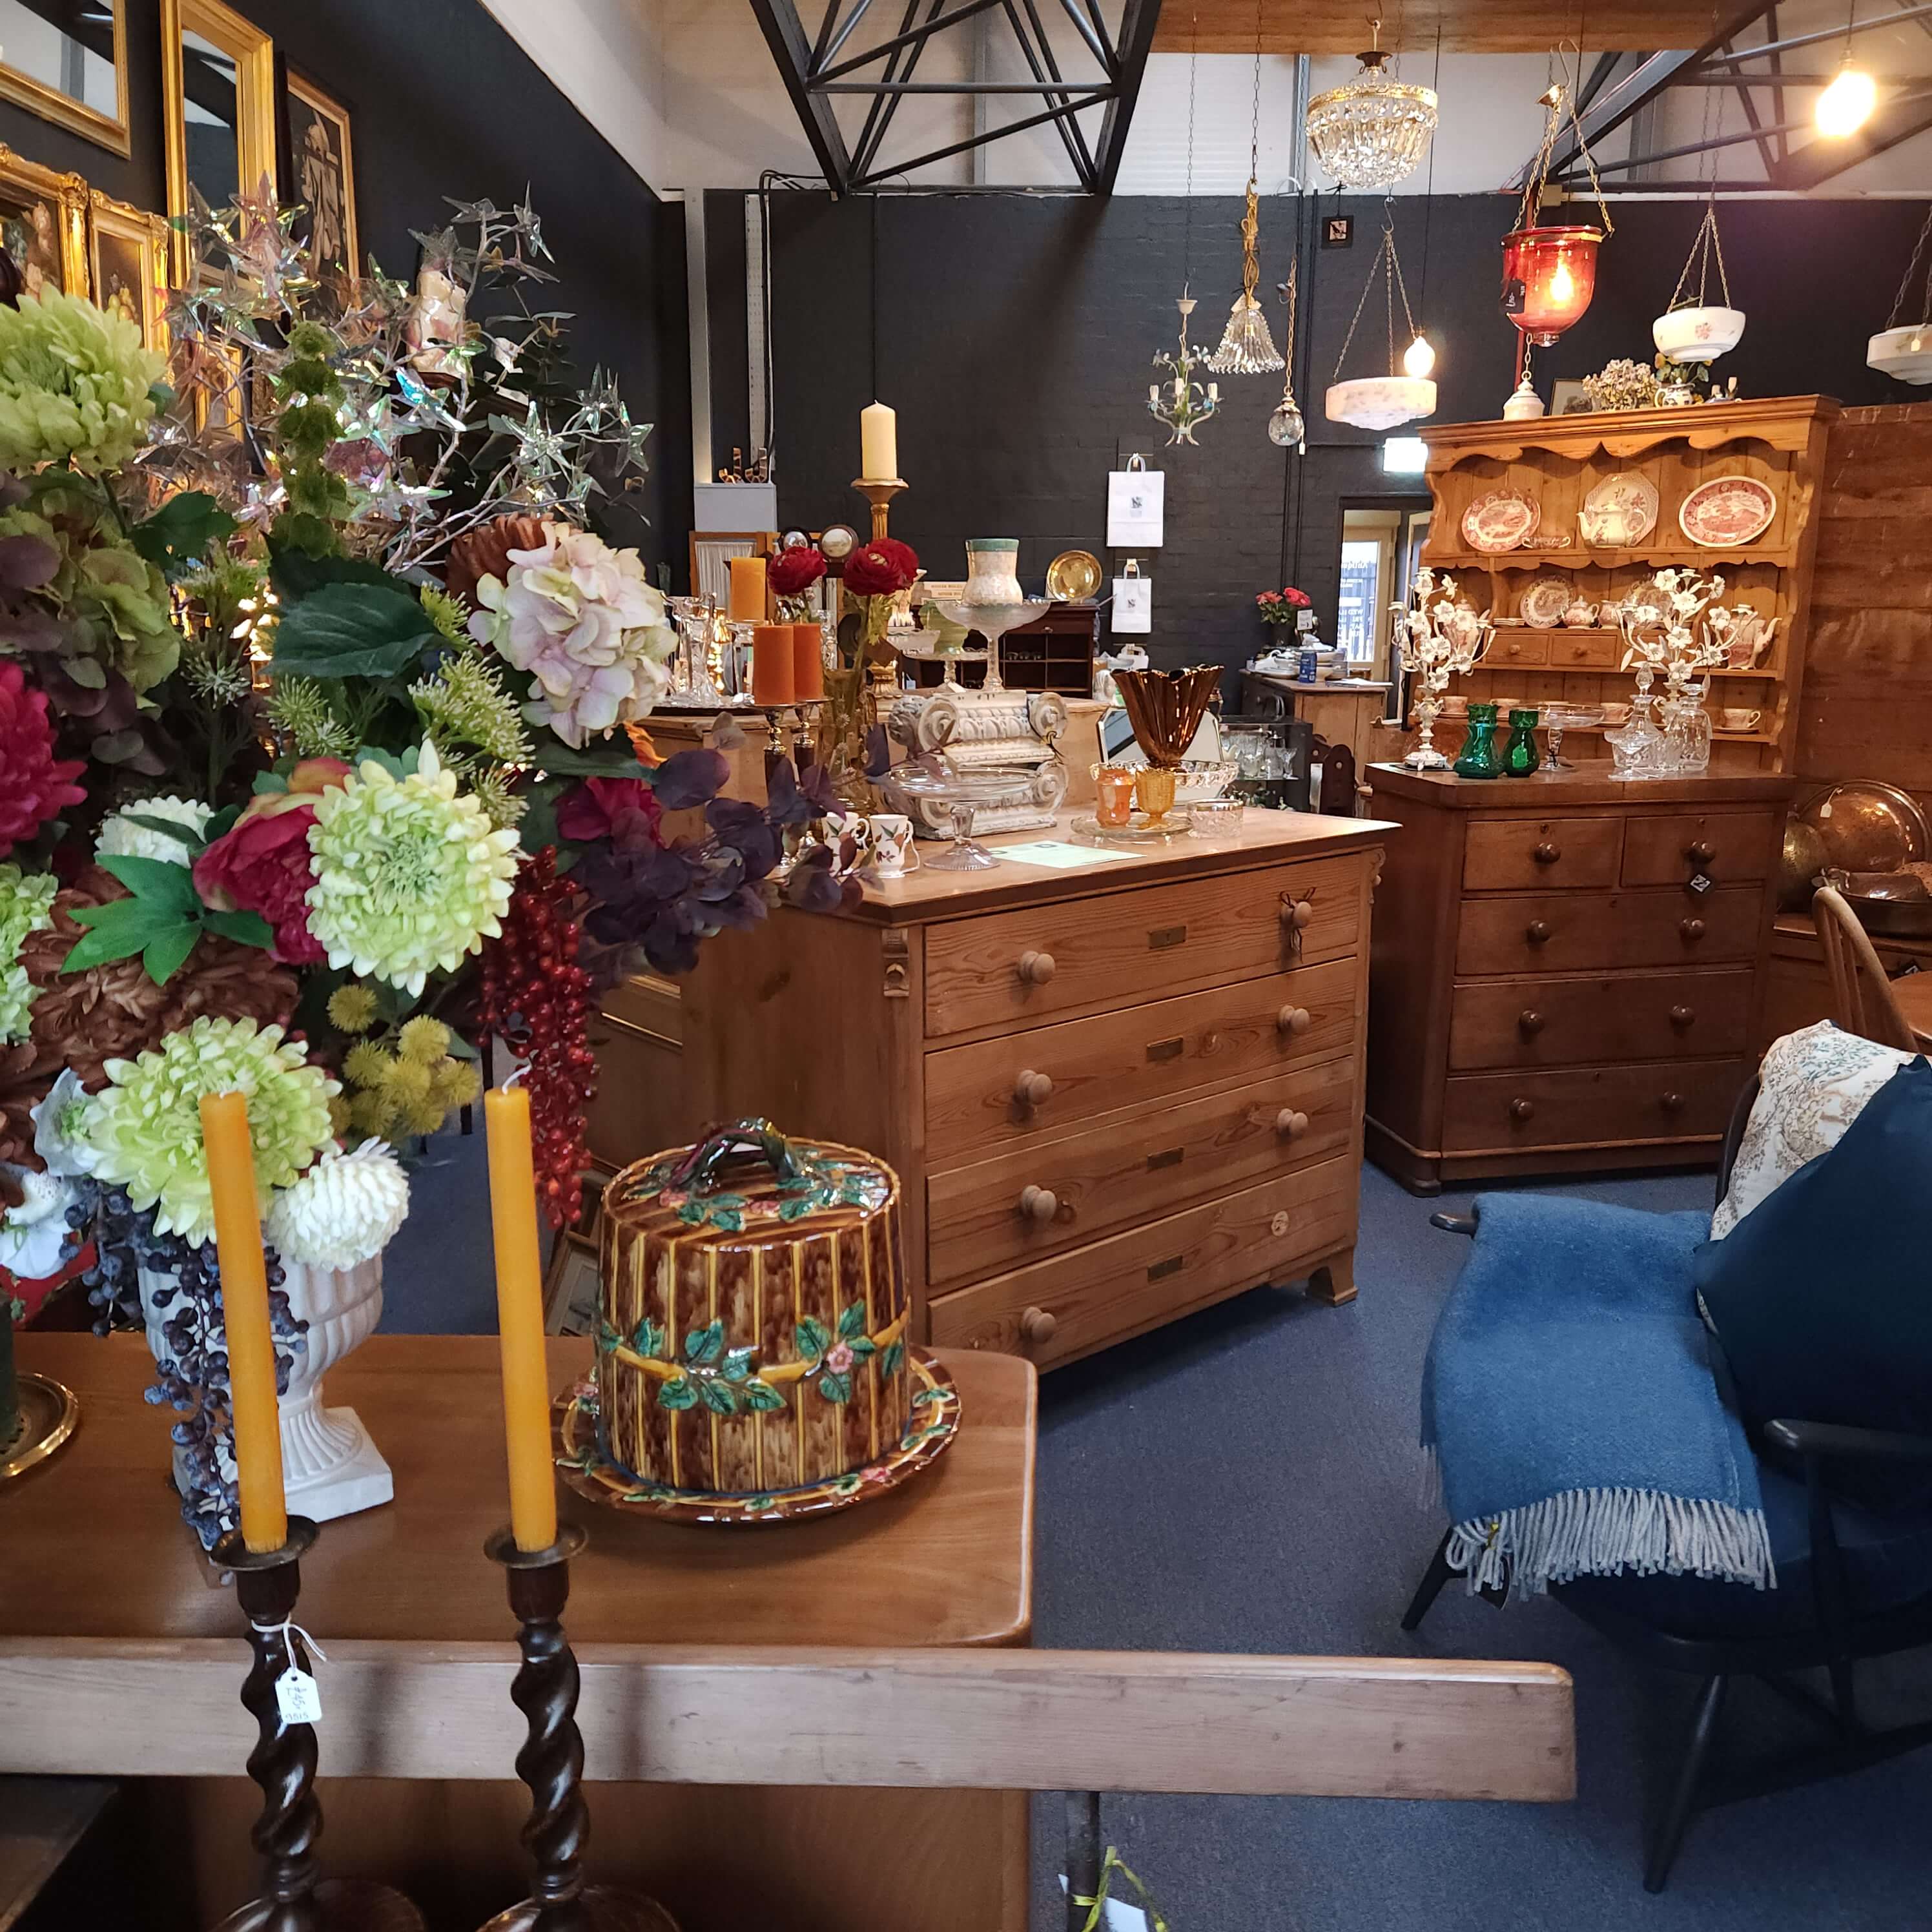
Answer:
[878,763,1037,870]
[1540,701,1605,772]
[930,599,1053,691]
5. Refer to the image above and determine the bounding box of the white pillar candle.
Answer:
[860,401,898,482]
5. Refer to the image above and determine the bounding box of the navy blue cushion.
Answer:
[1693,1059,1932,1510]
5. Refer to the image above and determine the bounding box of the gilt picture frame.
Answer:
[88,189,170,351]
[0,142,89,299]
[159,0,276,285]
[0,0,130,158]
[283,69,357,280]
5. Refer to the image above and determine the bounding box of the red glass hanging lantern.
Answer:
[1501,225,1603,346]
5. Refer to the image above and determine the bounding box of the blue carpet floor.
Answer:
[385,1147,1932,1928]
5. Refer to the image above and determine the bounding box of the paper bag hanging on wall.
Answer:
[1106,456,1164,549]
[1111,560,1151,634]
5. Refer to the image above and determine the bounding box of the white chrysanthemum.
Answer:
[267,1138,411,1272]
[95,796,212,866]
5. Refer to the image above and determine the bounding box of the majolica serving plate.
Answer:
[553,1349,961,1526]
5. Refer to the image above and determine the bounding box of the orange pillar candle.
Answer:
[751,622,796,705]
[485,1084,559,1552]
[791,621,825,701]
[198,1091,287,1554]
[726,553,767,622]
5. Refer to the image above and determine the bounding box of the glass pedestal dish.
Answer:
[930,599,1053,690]
[877,764,1039,870]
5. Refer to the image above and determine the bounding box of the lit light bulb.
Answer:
[1816,61,1876,136]
[1403,333,1436,379]
[1550,259,1575,303]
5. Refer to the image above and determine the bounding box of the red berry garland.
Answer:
[479,848,597,1229]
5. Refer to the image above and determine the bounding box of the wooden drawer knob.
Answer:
[1510,1097,1536,1122]
[1016,949,1056,986]
[1660,1091,1685,1114]
[1277,1004,1313,1035]
[1014,1069,1054,1106]
[1517,1009,1545,1037]
[1680,917,1706,941]
[1525,920,1552,944]
[1686,839,1717,865]
[1275,1107,1310,1138]
[1669,1005,1696,1029]
[1532,841,1562,865]
[1281,898,1315,930]
[1019,1184,1058,1222]
[1020,1306,1057,1343]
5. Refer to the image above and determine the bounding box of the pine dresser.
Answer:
[1364,764,1793,1194]
[675,808,1390,1367]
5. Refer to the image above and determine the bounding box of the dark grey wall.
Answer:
[763,189,1932,677]
[0,0,690,577]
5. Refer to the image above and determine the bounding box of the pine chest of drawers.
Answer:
[677,810,1390,1368]
[1364,766,1792,1194]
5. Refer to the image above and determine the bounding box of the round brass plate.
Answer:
[1045,549,1102,601]
[0,1374,77,1484]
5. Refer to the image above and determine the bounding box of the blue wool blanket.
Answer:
[1421,1194,1773,1598]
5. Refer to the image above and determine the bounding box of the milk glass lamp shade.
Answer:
[1501,226,1603,346]
[1325,376,1437,431]
[1869,325,1932,384]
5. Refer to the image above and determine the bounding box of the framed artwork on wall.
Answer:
[0,0,130,158]
[159,0,276,285]
[0,143,89,298]
[283,70,356,279]
[88,190,170,351]
[1550,378,1594,416]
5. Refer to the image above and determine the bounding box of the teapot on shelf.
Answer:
[1562,597,1600,628]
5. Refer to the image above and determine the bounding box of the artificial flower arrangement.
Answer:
[1254,584,1312,628]
[822,536,920,807]
[767,542,827,620]
[0,187,849,1541]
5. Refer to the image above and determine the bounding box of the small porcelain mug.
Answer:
[1718,707,1762,733]
[867,813,921,876]
[1439,693,1468,719]
[1600,701,1632,726]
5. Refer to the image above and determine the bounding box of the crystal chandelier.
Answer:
[1149,294,1220,445]
[1307,23,1438,192]
[1268,258,1305,447]
[1208,7,1284,376]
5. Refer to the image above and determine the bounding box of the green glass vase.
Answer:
[1503,707,1542,777]
[1454,702,1505,779]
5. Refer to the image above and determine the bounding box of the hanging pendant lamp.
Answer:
[1326,208,1436,430]
[1268,258,1306,447]
[1147,14,1218,444]
[1208,4,1284,376]
[1869,203,1932,383]
[1502,74,1614,349]
[1307,20,1438,192]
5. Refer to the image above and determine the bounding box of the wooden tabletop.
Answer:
[1891,970,1932,1047]
[0,1336,1035,1649]
[1366,763,1795,808]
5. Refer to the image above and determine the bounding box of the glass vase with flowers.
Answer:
[825,537,920,808]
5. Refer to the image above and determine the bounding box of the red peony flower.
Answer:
[767,545,827,598]
[192,771,350,967]
[843,537,920,599]
[0,662,85,859]
[555,776,662,846]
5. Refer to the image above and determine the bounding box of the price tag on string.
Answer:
[265,1619,327,1724]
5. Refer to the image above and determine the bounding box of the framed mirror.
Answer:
[159,0,274,283]
[0,0,129,158]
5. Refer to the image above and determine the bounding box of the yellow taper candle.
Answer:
[485,1084,559,1552]
[199,1091,287,1554]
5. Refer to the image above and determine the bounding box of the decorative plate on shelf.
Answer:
[1680,475,1777,548]
[1580,471,1659,547]
[551,1349,962,1526]
[1461,490,1539,553]
[1518,575,1572,630]
[1045,549,1103,601]
[1619,579,1673,627]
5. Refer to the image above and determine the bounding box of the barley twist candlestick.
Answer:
[481,1524,677,1932]
[212,1518,422,1932]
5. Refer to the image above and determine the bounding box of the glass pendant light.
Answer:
[1208,3,1285,376]
[1816,2,1877,136]
[1306,20,1438,192]
[1326,206,1437,430]
[1268,258,1306,447]
[1502,70,1614,350]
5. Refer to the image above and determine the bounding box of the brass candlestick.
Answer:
[212,1517,424,1931]
[852,477,907,542]
[480,1524,677,1932]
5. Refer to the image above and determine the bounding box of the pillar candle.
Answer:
[859,401,898,482]
[791,621,825,702]
[198,1092,287,1554]
[726,553,766,622]
[751,622,796,705]
[485,1084,559,1553]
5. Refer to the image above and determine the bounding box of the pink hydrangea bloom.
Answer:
[468,521,677,748]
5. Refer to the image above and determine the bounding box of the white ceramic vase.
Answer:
[139,1251,393,1524]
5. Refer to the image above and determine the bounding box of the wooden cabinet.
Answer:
[679,811,1388,1368]
[1365,765,1790,1193]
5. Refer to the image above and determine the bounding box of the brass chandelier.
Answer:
[1306,21,1437,192]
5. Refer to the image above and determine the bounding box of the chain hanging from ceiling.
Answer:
[1326,203,1436,429]
[1208,0,1285,375]
[1268,257,1306,447]
[1306,17,1438,192]
[1149,12,1219,444]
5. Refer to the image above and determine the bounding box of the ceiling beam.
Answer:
[748,0,855,192]
[1774,87,1932,187]
[1095,0,1162,191]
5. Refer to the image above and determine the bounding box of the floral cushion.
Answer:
[1711,1021,1917,1240]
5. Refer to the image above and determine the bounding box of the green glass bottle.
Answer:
[1503,707,1542,777]
[1454,701,1505,779]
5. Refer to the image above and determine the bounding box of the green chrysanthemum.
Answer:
[305,742,522,996]
[0,863,57,1044]
[81,1016,342,1246]
[0,287,167,474]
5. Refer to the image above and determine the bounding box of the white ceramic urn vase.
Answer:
[139,1251,393,1523]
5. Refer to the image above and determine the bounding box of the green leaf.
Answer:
[817,1370,852,1405]
[129,491,238,577]
[202,909,274,950]
[348,746,407,781]
[683,1318,724,1366]
[252,771,291,796]
[203,803,242,843]
[836,1300,868,1341]
[269,582,438,681]
[96,852,202,913]
[630,1318,663,1358]
[795,1316,830,1361]
[848,1336,877,1361]
[63,655,106,690]
[61,900,183,971]
[119,812,206,851]
[594,1319,622,1355]
[267,541,406,602]
[143,923,201,984]
[532,740,653,780]
[742,1379,786,1413]
[657,1375,698,1412]
[877,1340,905,1379]
[697,1378,739,1417]
[722,1346,757,1384]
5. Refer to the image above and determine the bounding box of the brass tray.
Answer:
[1,1373,79,1483]
[1045,549,1102,601]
